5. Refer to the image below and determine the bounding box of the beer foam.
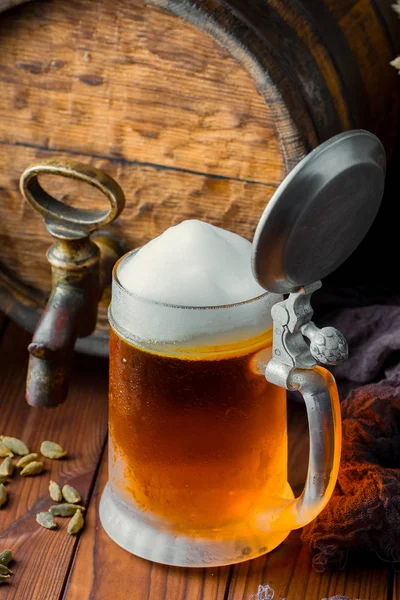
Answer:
[118,220,266,306]
[112,220,281,347]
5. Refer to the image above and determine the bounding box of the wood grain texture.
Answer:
[63,402,307,599]
[0,0,398,355]
[287,0,396,148]
[64,444,231,600]
[0,321,108,599]
[0,0,283,183]
[63,393,307,600]
[338,0,398,151]
[0,0,286,350]
[227,533,391,600]
[0,143,276,337]
[0,321,393,598]
[66,382,391,600]
[227,401,392,600]
[152,0,399,150]
[265,0,353,131]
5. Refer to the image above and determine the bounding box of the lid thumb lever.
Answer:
[265,282,348,390]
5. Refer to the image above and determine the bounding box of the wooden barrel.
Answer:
[0,0,398,355]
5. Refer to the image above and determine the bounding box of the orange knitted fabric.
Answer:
[301,379,400,571]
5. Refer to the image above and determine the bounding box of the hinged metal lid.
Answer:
[252,130,386,293]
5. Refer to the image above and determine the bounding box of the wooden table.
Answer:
[0,315,396,600]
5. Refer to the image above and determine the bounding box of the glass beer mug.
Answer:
[99,130,386,567]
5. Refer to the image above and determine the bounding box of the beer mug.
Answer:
[100,131,386,567]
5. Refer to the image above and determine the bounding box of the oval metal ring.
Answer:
[20,159,125,237]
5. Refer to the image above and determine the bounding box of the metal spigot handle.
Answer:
[20,159,125,240]
[20,159,126,408]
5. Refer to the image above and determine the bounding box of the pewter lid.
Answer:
[252,130,386,293]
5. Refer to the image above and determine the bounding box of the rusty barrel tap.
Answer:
[20,160,125,408]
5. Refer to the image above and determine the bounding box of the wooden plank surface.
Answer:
[227,402,392,600]
[65,388,390,600]
[0,321,109,599]
[227,533,391,600]
[64,387,309,600]
[0,320,393,599]
[64,444,231,600]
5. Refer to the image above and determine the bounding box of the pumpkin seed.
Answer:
[0,573,10,583]
[49,503,86,517]
[49,480,63,502]
[67,509,84,535]
[0,457,13,477]
[40,441,67,460]
[2,437,29,456]
[16,453,39,469]
[0,484,7,508]
[0,550,12,566]
[62,485,81,504]
[20,461,45,477]
[36,511,57,530]
[0,565,12,576]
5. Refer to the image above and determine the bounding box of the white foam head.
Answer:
[111,220,281,348]
[118,220,266,306]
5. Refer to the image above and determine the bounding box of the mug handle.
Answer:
[261,366,341,531]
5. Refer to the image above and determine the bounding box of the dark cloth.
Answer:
[300,302,400,571]
[321,304,400,395]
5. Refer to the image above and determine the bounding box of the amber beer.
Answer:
[109,326,287,535]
